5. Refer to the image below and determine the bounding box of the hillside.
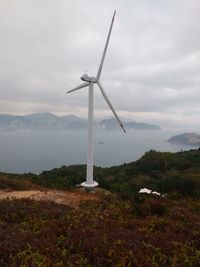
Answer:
[1,149,200,266]
[21,148,199,199]
[0,191,200,266]
[1,149,200,198]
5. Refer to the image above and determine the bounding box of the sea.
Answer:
[0,129,198,174]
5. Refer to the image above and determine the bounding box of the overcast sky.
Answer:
[0,0,200,129]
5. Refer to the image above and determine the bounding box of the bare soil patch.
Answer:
[0,188,100,207]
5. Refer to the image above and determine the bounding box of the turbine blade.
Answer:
[96,10,116,81]
[97,81,126,133]
[67,82,89,93]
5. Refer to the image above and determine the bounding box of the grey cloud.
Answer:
[0,0,200,129]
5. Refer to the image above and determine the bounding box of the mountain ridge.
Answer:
[0,112,161,131]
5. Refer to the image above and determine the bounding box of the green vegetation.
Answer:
[1,149,200,198]
[0,172,37,190]
[29,148,200,199]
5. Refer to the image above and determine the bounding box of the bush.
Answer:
[133,196,167,217]
[0,177,27,190]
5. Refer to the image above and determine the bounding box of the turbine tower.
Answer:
[67,10,126,188]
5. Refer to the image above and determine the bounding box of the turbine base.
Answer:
[81,181,98,188]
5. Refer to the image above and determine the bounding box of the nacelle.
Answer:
[80,74,97,83]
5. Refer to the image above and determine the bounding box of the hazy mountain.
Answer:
[0,113,160,131]
[98,118,161,131]
[168,132,200,146]
[0,114,31,130]
[24,112,58,121]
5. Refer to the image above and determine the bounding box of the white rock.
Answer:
[139,188,161,196]
[139,188,152,194]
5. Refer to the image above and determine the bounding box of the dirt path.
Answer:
[0,188,100,207]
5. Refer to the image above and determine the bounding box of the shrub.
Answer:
[0,177,27,190]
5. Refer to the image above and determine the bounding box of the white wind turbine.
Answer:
[67,10,126,188]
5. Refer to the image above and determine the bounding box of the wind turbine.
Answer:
[67,10,126,188]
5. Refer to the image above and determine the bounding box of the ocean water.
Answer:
[0,129,197,174]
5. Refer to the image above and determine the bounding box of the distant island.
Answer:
[168,132,200,146]
[0,112,161,131]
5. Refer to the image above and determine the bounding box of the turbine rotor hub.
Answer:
[80,74,97,83]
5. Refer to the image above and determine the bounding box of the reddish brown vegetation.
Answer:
[0,195,200,266]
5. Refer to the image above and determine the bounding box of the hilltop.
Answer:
[1,148,200,198]
[13,148,197,199]
[0,149,200,266]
